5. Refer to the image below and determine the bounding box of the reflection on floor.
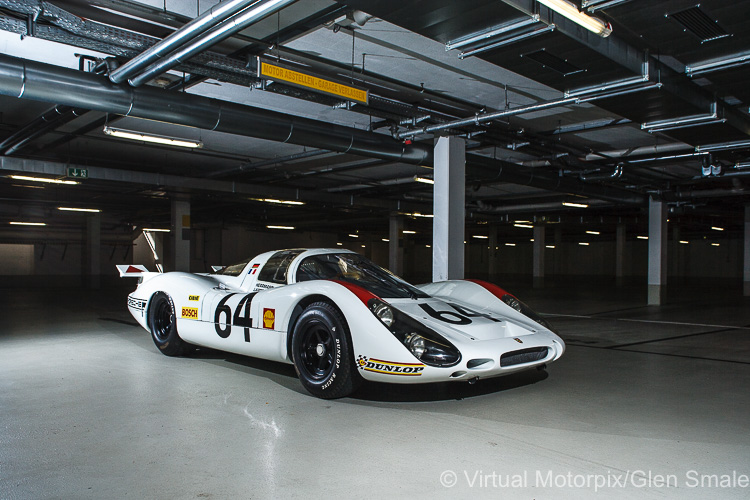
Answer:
[1,278,748,499]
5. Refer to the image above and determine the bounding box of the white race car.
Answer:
[119,248,564,399]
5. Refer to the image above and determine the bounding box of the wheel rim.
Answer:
[298,321,334,381]
[152,298,174,342]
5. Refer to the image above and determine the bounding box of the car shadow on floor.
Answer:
[352,368,549,403]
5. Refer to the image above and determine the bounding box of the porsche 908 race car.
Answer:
[119,248,564,399]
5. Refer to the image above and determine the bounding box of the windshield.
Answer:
[212,258,250,277]
[296,253,428,299]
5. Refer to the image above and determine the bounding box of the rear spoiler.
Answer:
[116,265,159,284]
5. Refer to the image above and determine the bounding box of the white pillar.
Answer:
[171,198,191,272]
[533,225,545,286]
[389,215,404,276]
[744,205,750,296]
[615,223,625,280]
[432,135,465,282]
[648,198,668,305]
[86,213,101,289]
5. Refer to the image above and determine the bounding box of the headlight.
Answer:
[368,298,461,367]
[501,293,556,332]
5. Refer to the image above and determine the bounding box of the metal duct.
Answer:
[109,0,260,84]
[579,164,623,182]
[129,0,296,86]
[467,154,646,205]
[0,54,431,164]
[1,105,85,155]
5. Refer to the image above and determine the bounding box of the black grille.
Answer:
[521,49,583,76]
[668,6,729,43]
[501,347,549,367]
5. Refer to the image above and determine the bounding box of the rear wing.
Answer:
[116,264,149,277]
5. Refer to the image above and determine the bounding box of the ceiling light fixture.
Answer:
[711,226,724,231]
[679,240,689,244]
[58,207,102,213]
[267,225,294,230]
[103,126,203,148]
[514,223,533,228]
[143,227,170,232]
[562,201,588,208]
[10,221,46,226]
[414,176,434,184]
[473,235,489,239]
[586,230,600,235]
[403,230,416,234]
[405,212,434,218]
[505,243,516,247]
[546,245,555,249]
[382,238,390,242]
[348,233,359,238]
[9,175,78,185]
[252,197,305,205]
[711,243,720,247]
[579,242,590,246]
[637,235,649,240]
[537,0,612,37]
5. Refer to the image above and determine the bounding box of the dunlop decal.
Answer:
[356,355,424,376]
[263,308,275,329]
[181,307,199,320]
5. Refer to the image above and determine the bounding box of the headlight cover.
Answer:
[501,294,557,332]
[368,299,461,367]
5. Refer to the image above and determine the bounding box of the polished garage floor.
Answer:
[1,279,749,499]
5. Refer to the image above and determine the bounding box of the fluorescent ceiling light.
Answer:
[473,235,489,239]
[515,220,531,224]
[403,230,416,234]
[579,242,590,246]
[586,230,600,235]
[9,175,78,185]
[252,198,305,205]
[58,207,101,213]
[382,238,390,242]
[406,212,433,218]
[679,240,689,244]
[267,225,294,230]
[336,242,343,246]
[637,235,649,240]
[562,202,588,208]
[530,238,535,242]
[414,176,434,184]
[103,126,203,149]
[10,221,46,226]
[361,245,366,248]
[711,243,720,247]
[514,223,533,228]
[711,226,724,231]
[505,243,516,247]
[426,244,431,248]
[546,245,555,249]
[143,227,170,232]
[537,0,612,37]
[348,233,359,238]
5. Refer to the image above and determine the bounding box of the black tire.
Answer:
[147,292,186,357]
[291,302,360,399]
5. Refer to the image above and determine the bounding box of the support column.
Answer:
[86,213,101,289]
[389,215,404,276]
[171,198,191,272]
[432,135,465,282]
[615,223,625,284]
[744,205,750,296]
[648,198,668,305]
[488,225,498,278]
[533,225,545,287]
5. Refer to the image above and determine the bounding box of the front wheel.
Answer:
[148,292,187,356]
[291,302,360,399]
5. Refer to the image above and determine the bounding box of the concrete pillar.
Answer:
[171,198,191,272]
[533,225,545,287]
[432,135,465,282]
[648,198,668,305]
[389,215,404,276]
[86,213,101,289]
[745,205,750,296]
[488,225,498,278]
[615,223,625,282]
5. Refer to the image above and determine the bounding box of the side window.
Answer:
[257,250,303,284]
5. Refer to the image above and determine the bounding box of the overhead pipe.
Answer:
[0,54,431,164]
[0,104,85,155]
[579,164,623,182]
[108,0,261,84]
[129,0,296,86]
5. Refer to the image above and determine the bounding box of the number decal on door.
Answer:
[214,293,257,341]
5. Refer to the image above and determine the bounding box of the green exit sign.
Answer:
[67,167,88,179]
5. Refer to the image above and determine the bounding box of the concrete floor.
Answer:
[1,279,749,499]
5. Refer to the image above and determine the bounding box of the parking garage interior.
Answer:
[1,0,749,498]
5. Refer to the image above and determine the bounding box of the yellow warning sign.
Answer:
[259,61,369,104]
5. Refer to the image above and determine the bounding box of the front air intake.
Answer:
[500,347,549,367]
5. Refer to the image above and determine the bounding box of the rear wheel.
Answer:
[148,292,186,356]
[291,302,360,399]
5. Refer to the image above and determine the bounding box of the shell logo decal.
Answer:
[263,308,275,329]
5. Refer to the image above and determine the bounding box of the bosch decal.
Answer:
[357,355,424,376]
[181,307,199,319]
[263,308,275,329]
